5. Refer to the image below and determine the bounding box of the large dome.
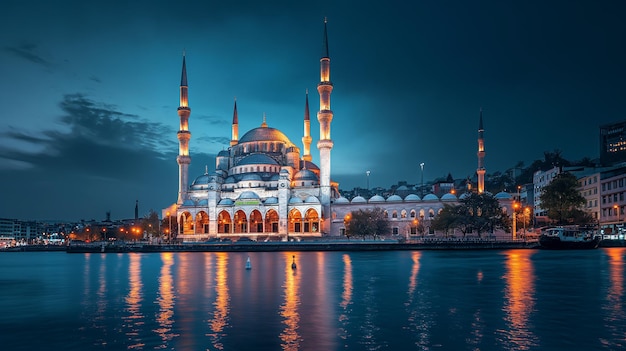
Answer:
[237,153,279,166]
[239,126,293,144]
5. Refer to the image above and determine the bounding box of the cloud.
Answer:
[195,135,230,146]
[4,43,52,68]
[194,114,229,125]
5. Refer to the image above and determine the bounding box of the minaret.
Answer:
[302,89,312,162]
[176,53,191,205]
[230,98,239,146]
[317,18,334,233]
[477,108,486,194]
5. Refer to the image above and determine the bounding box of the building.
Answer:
[600,121,626,166]
[168,20,514,242]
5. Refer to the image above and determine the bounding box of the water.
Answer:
[0,249,624,351]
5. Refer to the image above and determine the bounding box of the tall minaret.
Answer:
[176,53,191,205]
[317,18,334,232]
[230,98,239,146]
[477,108,486,194]
[302,89,312,162]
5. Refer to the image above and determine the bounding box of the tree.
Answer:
[345,208,390,238]
[540,172,591,225]
[458,192,508,237]
[142,209,161,237]
[431,204,458,236]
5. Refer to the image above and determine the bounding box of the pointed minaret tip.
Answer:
[180,52,188,87]
[322,17,329,58]
[479,108,484,131]
[232,98,238,124]
[304,89,310,121]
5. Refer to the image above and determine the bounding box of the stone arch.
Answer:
[401,209,407,219]
[419,209,425,219]
[265,209,279,233]
[288,209,303,233]
[304,208,320,233]
[180,211,194,234]
[429,209,435,218]
[410,209,416,218]
[195,211,209,234]
[217,211,232,234]
[392,210,398,219]
[383,210,389,218]
[249,209,263,233]
[234,210,248,233]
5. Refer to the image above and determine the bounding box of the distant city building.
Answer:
[600,120,626,166]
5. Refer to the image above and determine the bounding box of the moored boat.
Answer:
[539,226,601,249]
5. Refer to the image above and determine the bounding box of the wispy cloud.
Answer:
[4,43,52,68]
[194,114,229,125]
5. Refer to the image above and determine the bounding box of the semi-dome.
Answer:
[387,195,402,202]
[495,191,512,199]
[264,197,279,204]
[218,198,234,205]
[369,195,385,203]
[224,176,236,184]
[191,174,209,186]
[423,194,439,201]
[289,196,303,204]
[335,197,349,204]
[197,199,208,206]
[238,191,260,200]
[240,173,263,181]
[294,169,318,181]
[441,193,457,201]
[351,196,366,203]
[239,126,293,144]
[237,153,279,166]
[305,196,320,203]
[300,160,320,171]
[405,194,421,201]
[269,174,280,181]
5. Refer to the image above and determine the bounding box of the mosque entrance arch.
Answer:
[180,212,193,234]
[265,209,279,233]
[234,210,248,233]
[288,209,302,233]
[249,210,263,233]
[304,208,320,233]
[217,211,232,234]
[196,211,209,234]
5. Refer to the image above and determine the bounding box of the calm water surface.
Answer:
[0,249,624,351]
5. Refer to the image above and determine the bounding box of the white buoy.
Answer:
[246,256,252,270]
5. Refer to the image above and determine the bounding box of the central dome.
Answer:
[239,126,293,144]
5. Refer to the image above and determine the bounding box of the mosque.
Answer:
[167,20,513,242]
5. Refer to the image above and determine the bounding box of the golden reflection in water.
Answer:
[602,249,624,348]
[502,250,537,350]
[407,251,421,298]
[208,252,229,350]
[124,254,144,349]
[280,252,301,351]
[338,254,353,341]
[155,252,177,344]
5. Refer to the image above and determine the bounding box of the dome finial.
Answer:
[205,165,208,175]
[261,112,268,127]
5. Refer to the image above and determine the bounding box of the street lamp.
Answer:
[512,202,520,240]
[420,163,425,196]
[366,170,370,195]
[166,212,171,243]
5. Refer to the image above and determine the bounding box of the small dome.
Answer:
[269,174,280,181]
[423,194,439,201]
[305,196,320,203]
[224,176,236,184]
[217,150,229,157]
[441,193,457,201]
[387,195,402,202]
[405,194,421,201]
[192,174,209,185]
[396,185,408,191]
[264,197,279,204]
[335,197,349,204]
[218,198,234,205]
[182,199,195,206]
[240,173,263,181]
[238,191,260,200]
[280,169,290,174]
[495,191,512,199]
[300,160,320,171]
[369,195,385,203]
[237,153,279,166]
[351,196,366,203]
[294,169,318,181]
[459,192,470,200]
[289,196,303,204]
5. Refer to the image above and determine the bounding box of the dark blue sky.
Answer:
[1,0,624,221]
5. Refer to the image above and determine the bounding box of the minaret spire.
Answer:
[317,17,334,233]
[230,98,239,146]
[176,53,192,205]
[477,108,486,194]
[302,89,312,162]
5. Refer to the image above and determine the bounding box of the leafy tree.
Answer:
[142,209,161,237]
[345,208,389,238]
[458,192,508,237]
[431,204,458,236]
[540,172,591,225]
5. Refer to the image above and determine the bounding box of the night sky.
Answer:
[1,0,625,221]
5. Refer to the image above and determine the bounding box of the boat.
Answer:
[245,256,252,270]
[539,226,602,249]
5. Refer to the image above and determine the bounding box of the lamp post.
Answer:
[512,202,519,240]
[166,212,171,243]
[420,163,425,196]
[366,170,370,195]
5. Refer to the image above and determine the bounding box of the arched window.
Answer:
[392,211,398,219]
[401,210,407,218]
[410,210,416,218]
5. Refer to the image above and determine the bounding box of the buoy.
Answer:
[245,256,252,270]
[291,255,297,270]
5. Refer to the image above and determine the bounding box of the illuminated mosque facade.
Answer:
[169,20,513,242]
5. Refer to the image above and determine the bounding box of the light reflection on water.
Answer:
[0,249,625,351]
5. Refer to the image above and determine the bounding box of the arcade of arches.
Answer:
[178,208,321,235]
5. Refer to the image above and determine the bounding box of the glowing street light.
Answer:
[420,162,425,196]
[366,170,370,194]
